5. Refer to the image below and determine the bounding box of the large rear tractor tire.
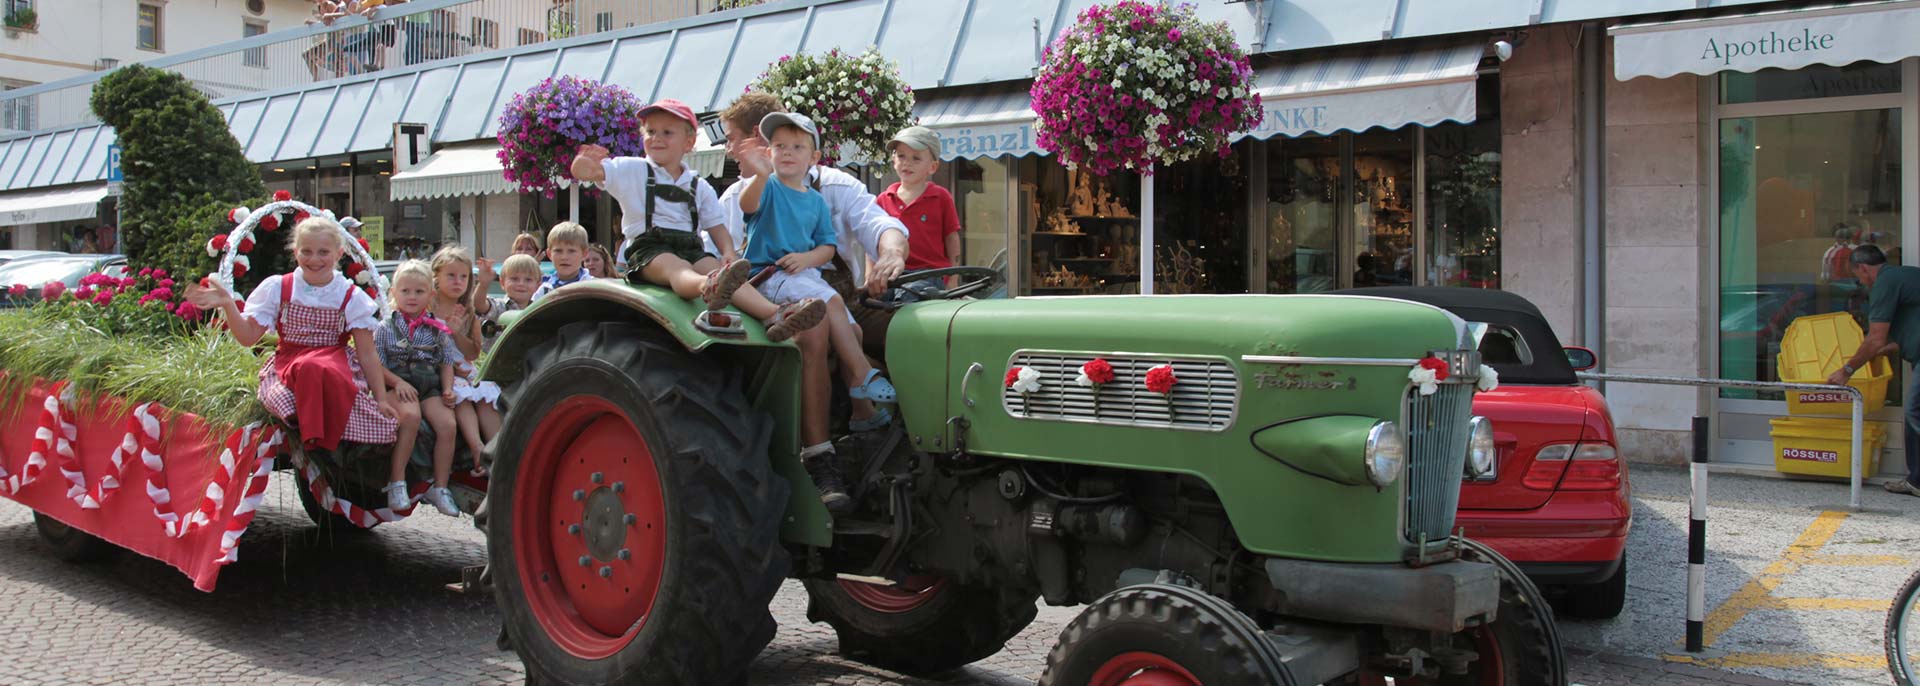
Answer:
[33,512,118,563]
[804,575,1038,674]
[1039,582,1297,686]
[486,322,790,686]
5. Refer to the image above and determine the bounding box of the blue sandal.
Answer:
[849,406,893,432]
[848,369,897,403]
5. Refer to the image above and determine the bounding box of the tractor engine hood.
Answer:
[883,294,1476,563]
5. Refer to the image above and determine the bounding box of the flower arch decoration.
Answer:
[204,190,387,313]
[1030,0,1263,176]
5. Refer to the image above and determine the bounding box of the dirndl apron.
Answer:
[257,275,399,450]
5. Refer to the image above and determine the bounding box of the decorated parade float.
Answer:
[0,4,1568,685]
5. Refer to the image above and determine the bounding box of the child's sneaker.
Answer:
[383,480,411,511]
[701,259,752,311]
[802,452,852,513]
[425,486,460,516]
[765,298,827,342]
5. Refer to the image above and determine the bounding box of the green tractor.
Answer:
[478,268,1563,686]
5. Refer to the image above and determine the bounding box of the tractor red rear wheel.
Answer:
[486,322,789,685]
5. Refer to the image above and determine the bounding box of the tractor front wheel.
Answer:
[1039,582,1296,686]
[1363,538,1565,685]
[33,512,118,562]
[804,575,1038,674]
[487,322,790,686]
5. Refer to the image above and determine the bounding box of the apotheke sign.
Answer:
[1613,3,1920,80]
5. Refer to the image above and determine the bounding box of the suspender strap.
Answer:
[643,167,700,233]
[339,284,356,310]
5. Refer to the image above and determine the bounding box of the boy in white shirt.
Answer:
[572,98,823,341]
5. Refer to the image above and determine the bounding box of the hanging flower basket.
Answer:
[495,75,645,198]
[752,47,917,165]
[1031,0,1263,176]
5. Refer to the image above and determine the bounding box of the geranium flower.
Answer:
[173,301,202,320]
[7,283,25,299]
[40,281,64,301]
[1144,364,1178,395]
[1075,358,1115,387]
[92,290,113,305]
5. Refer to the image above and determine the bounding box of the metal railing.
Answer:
[1578,371,1870,510]
[0,0,720,135]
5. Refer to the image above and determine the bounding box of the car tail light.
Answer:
[1559,443,1621,491]
[1522,443,1573,490]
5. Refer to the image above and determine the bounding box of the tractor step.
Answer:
[1263,621,1362,686]
[832,519,893,537]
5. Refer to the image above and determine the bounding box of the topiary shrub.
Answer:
[90,65,280,290]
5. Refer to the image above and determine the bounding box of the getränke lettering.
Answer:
[1700,27,1834,66]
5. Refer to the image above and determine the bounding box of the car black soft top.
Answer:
[1335,286,1580,386]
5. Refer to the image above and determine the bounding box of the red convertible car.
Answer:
[1352,287,1631,619]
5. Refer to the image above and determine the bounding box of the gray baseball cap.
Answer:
[888,125,942,159]
[758,112,820,149]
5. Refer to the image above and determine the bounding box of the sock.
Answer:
[799,442,833,461]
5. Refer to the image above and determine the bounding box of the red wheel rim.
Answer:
[1472,625,1505,686]
[513,395,667,660]
[1090,651,1201,686]
[837,574,949,614]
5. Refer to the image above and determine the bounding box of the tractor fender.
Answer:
[479,280,795,388]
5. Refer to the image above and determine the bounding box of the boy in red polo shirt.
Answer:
[877,126,961,270]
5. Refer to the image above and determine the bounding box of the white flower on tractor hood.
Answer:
[1010,367,1044,395]
[1477,366,1500,392]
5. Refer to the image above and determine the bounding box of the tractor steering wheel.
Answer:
[863,266,1003,310]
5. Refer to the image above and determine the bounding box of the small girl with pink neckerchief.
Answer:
[428,246,501,477]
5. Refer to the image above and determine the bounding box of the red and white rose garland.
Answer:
[1408,356,1501,395]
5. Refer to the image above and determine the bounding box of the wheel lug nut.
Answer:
[567,524,581,536]
[577,555,591,567]
[617,548,631,561]
[591,472,604,484]
[612,482,625,494]
[598,566,613,578]
[623,514,637,526]
[572,489,585,501]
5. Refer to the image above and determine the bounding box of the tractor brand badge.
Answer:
[1254,371,1356,392]
[1781,448,1839,463]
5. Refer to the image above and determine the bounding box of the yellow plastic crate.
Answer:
[1768,416,1885,479]
[1776,312,1892,416]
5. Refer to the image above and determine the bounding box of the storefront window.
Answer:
[1154,141,1250,294]
[1265,135,1341,293]
[1351,129,1415,288]
[1021,160,1140,295]
[1722,61,1901,105]
[949,157,1012,293]
[1425,88,1502,289]
[1718,109,1901,400]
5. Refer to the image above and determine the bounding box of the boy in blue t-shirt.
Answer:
[739,112,896,512]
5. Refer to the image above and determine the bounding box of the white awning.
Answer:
[1612,1,1920,80]
[916,86,1044,160]
[0,183,108,227]
[390,144,517,201]
[1241,39,1484,140]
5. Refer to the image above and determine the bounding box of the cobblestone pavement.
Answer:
[1,464,1902,685]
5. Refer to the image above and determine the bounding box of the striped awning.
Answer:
[389,144,516,201]
[1612,1,1920,80]
[915,85,1043,160]
[1241,38,1485,139]
[0,183,108,227]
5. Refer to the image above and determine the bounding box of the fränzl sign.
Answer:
[935,122,1042,160]
[1613,4,1920,79]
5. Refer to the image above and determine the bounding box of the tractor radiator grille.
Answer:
[1404,382,1475,547]
[1002,353,1237,432]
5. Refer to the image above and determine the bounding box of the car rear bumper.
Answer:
[1454,490,1629,586]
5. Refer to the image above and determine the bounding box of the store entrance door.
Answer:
[1261,130,1415,293]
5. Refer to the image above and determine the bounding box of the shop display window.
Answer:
[1425,79,1502,289]
[1265,135,1341,293]
[1019,160,1140,295]
[1350,129,1415,288]
[949,157,1013,293]
[1154,142,1251,294]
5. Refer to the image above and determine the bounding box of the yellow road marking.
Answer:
[1666,652,1886,670]
[1805,553,1915,567]
[1770,597,1888,612]
[1698,510,1850,647]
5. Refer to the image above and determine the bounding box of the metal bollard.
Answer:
[1687,415,1708,653]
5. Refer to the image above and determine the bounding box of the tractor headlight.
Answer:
[1465,416,1496,479]
[1364,421,1406,487]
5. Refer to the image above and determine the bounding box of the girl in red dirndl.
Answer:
[186,217,422,467]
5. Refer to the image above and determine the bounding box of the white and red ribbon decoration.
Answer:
[8,382,74,499]
[179,425,252,538]
[94,401,163,507]
[291,450,418,529]
[216,427,281,565]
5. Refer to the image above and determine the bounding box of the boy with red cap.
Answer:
[572,98,824,341]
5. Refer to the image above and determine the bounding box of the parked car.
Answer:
[0,249,63,267]
[1344,286,1631,619]
[0,254,129,307]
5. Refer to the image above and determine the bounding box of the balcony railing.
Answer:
[0,0,729,136]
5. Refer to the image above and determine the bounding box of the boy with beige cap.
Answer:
[877,125,963,271]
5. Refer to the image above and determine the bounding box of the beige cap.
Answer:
[887,125,942,159]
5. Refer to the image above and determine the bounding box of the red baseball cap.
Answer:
[637,98,699,130]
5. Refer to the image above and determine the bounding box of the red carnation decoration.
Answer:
[344,261,366,278]
[258,214,280,232]
[1081,358,1115,385]
[1418,357,1451,381]
[237,236,255,253]
[362,285,378,299]
[293,210,311,225]
[356,237,370,252]
[1144,364,1178,395]
[231,261,248,279]
[209,234,230,251]
[227,207,248,223]
[272,190,292,201]
[1005,367,1021,388]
